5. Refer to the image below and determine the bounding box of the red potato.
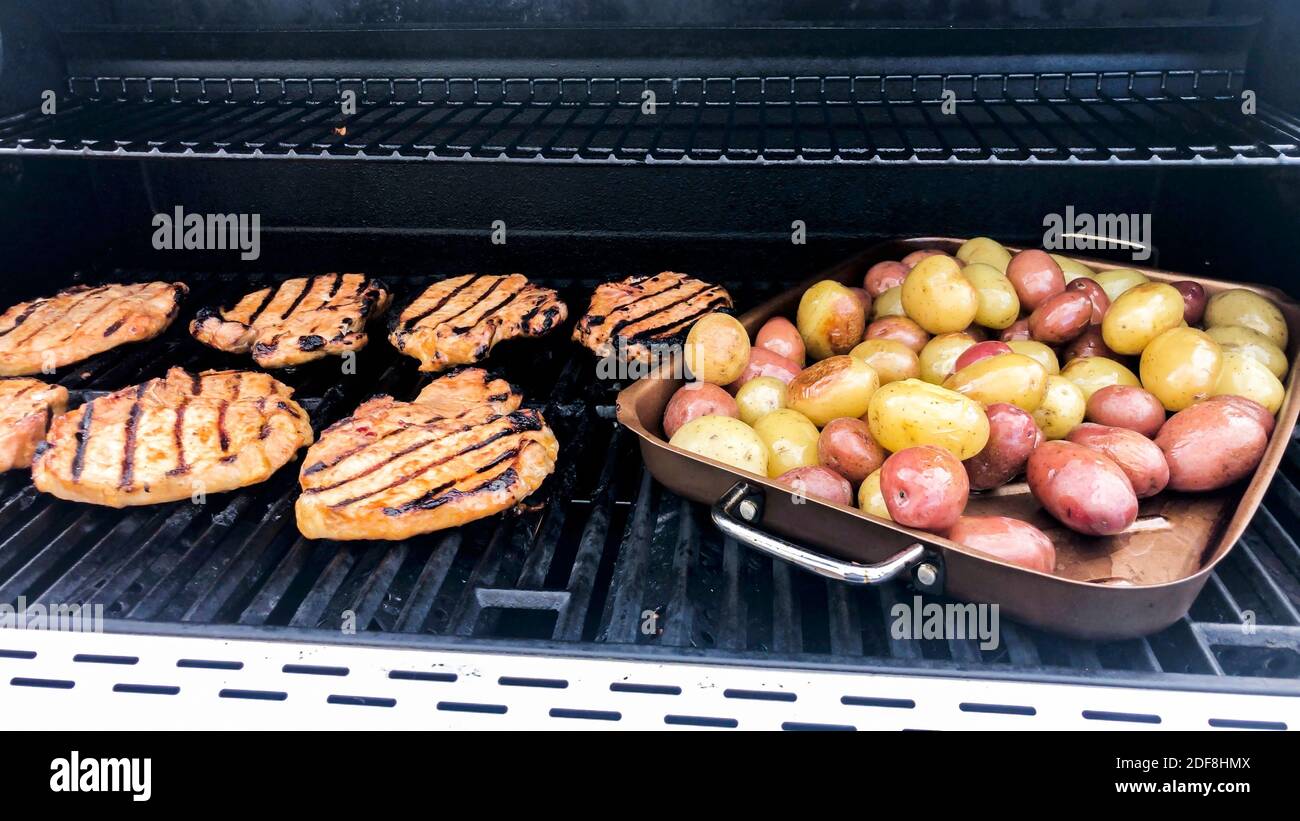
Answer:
[662,382,739,439]
[1026,440,1138,536]
[901,249,950,268]
[1065,278,1110,325]
[1155,396,1271,491]
[817,417,886,485]
[1171,280,1208,325]
[1061,327,1117,363]
[1066,423,1169,498]
[945,516,1056,573]
[1006,250,1066,311]
[954,340,1012,372]
[963,402,1043,490]
[880,446,970,531]
[865,316,930,353]
[755,316,806,367]
[1085,385,1165,439]
[863,261,910,297]
[963,324,990,342]
[1213,394,1276,436]
[1028,291,1092,344]
[726,347,802,392]
[775,466,853,506]
[999,319,1032,343]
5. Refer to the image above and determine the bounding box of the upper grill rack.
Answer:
[1,71,1298,165]
[0,270,1296,693]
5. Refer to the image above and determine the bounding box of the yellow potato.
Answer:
[786,355,880,426]
[684,313,751,385]
[956,236,1012,272]
[1139,327,1223,412]
[669,415,767,475]
[1205,288,1289,350]
[857,468,890,520]
[962,263,1021,329]
[1206,325,1289,379]
[1007,340,1060,375]
[849,339,920,384]
[735,375,788,426]
[901,255,980,334]
[1213,350,1284,415]
[1051,254,1097,282]
[866,378,990,460]
[1032,375,1087,440]
[1060,356,1141,402]
[1101,282,1186,355]
[1093,268,1149,303]
[752,409,821,477]
[918,332,977,385]
[797,280,867,361]
[872,285,905,320]
[943,353,1048,412]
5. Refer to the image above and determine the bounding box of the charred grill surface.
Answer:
[190,274,391,368]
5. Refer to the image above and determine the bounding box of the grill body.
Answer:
[0,0,1298,719]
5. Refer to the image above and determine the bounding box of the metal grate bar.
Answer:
[3,71,1297,165]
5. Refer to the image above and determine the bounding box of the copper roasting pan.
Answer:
[615,238,1300,639]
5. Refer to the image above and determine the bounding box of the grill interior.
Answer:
[1,264,1298,692]
[2,71,1298,165]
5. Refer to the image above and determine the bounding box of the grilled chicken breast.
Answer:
[389,274,568,372]
[190,274,391,368]
[32,367,313,507]
[296,367,559,541]
[0,378,68,472]
[572,272,732,364]
[0,282,187,376]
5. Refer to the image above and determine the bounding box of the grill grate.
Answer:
[1,72,1298,165]
[0,270,1297,693]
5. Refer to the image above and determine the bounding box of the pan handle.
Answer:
[711,482,933,586]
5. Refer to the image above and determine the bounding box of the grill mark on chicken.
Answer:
[401,274,483,331]
[279,275,317,320]
[118,383,148,489]
[301,404,484,480]
[391,274,567,373]
[384,461,520,516]
[70,402,94,481]
[33,367,313,507]
[0,282,187,377]
[573,272,733,364]
[295,367,556,540]
[0,300,47,338]
[245,287,278,326]
[624,297,733,342]
[165,400,190,477]
[190,274,390,368]
[607,283,725,339]
[216,400,231,452]
[325,412,539,508]
[10,286,111,348]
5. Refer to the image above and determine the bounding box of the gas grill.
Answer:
[0,0,1298,729]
